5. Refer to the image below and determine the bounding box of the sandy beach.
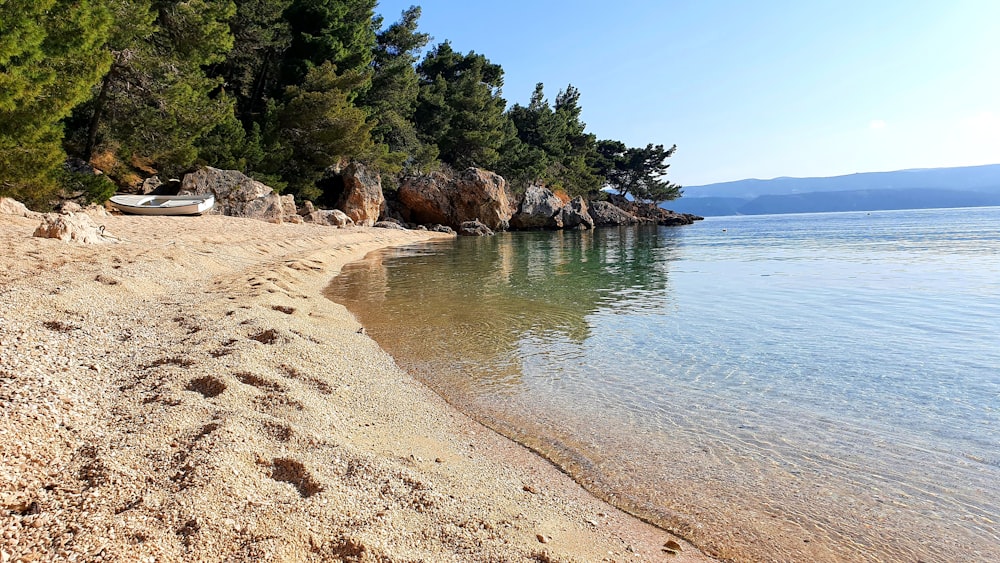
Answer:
[0,209,714,562]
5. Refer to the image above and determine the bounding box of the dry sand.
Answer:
[0,210,717,562]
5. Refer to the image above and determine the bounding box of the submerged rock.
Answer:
[428,224,455,235]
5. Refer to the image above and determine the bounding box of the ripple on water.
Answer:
[326,209,1000,562]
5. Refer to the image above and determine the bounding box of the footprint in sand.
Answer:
[235,371,285,392]
[186,376,226,398]
[269,458,323,498]
[263,421,293,442]
[250,329,285,345]
[280,364,333,395]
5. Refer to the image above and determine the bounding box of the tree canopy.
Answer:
[1,1,681,208]
[597,141,683,203]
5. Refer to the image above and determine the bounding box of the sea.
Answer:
[325,207,1000,562]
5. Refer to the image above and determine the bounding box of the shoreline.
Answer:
[1,211,713,562]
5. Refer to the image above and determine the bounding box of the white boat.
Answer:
[109,194,215,216]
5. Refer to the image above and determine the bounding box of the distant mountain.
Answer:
[665,164,1000,216]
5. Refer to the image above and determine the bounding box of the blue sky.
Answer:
[374,0,1000,186]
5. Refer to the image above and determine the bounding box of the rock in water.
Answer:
[398,168,513,230]
[561,196,594,229]
[510,184,565,229]
[459,220,494,236]
[589,201,640,226]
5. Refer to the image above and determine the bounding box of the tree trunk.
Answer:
[244,52,272,128]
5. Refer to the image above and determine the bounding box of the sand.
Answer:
[0,209,715,562]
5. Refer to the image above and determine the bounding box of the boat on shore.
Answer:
[110,194,215,216]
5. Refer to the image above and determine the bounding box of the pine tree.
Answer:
[505,83,600,194]
[281,0,378,90]
[415,42,515,171]
[0,0,112,207]
[75,0,237,178]
[361,6,431,172]
[598,141,682,203]
[216,0,293,127]
[261,63,377,200]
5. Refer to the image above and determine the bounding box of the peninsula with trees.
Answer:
[1,0,696,230]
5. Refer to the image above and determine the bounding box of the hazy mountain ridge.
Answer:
[666,164,1000,215]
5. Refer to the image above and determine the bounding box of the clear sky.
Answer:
[373,0,1000,186]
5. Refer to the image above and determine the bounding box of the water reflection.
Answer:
[327,226,682,393]
[326,211,1000,562]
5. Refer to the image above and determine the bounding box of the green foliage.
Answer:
[281,0,378,88]
[218,0,293,125]
[74,0,237,177]
[0,0,112,207]
[197,113,265,171]
[415,42,515,171]
[57,169,117,204]
[598,141,682,203]
[2,0,681,207]
[361,6,430,171]
[504,83,601,195]
[261,63,377,200]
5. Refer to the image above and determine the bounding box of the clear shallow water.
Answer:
[326,208,1000,561]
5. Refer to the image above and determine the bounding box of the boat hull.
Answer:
[110,194,215,216]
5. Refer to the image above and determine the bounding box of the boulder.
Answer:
[452,168,513,230]
[510,184,565,229]
[398,168,513,230]
[331,161,384,227]
[374,220,406,230]
[57,201,83,214]
[428,224,455,235]
[328,209,353,227]
[397,172,452,226]
[589,201,640,226]
[302,208,353,227]
[459,219,494,237]
[59,201,110,219]
[0,198,40,218]
[33,213,115,244]
[246,193,284,223]
[561,196,594,229]
[657,209,702,226]
[141,176,163,194]
[179,167,283,222]
[280,194,303,223]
